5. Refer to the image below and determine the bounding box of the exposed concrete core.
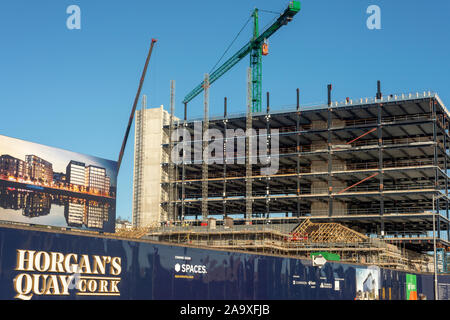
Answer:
[132,106,172,227]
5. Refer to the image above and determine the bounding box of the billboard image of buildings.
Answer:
[0,134,117,233]
[355,267,380,300]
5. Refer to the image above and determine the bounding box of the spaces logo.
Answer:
[174,256,207,279]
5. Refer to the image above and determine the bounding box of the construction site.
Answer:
[127,2,450,275]
[129,88,449,274]
[2,0,450,302]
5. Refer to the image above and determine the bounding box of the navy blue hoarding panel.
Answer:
[437,275,450,300]
[418,274,434,300]
[0,226,448,300]
[415,274,450,300]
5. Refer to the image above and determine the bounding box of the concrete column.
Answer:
[310,119,347,216]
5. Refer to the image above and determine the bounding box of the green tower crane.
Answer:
[182,1,301,113]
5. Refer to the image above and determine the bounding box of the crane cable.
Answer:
[259,9,281,15]
[208,13,253,74]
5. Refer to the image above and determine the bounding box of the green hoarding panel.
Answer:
[311,252,340,261]
[406,274,417,300]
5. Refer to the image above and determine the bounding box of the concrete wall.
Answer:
[310,120,348,216]
[132,106,170,227]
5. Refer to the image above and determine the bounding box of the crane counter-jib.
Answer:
[182,1,301,105]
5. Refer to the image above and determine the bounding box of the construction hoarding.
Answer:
[0,225,449,300]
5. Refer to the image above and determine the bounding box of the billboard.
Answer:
[0,134,117,233]
[406,274,417,300]
[355,266,380,300]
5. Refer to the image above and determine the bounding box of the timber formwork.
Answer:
[161,91,450,254]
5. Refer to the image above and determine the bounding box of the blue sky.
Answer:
[0,0,449,221]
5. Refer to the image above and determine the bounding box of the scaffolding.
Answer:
[144,218,433,273]
[132,95,146,227]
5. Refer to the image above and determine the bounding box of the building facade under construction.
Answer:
[132,85,450,270]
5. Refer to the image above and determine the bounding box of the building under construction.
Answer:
[132,84,450,272]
